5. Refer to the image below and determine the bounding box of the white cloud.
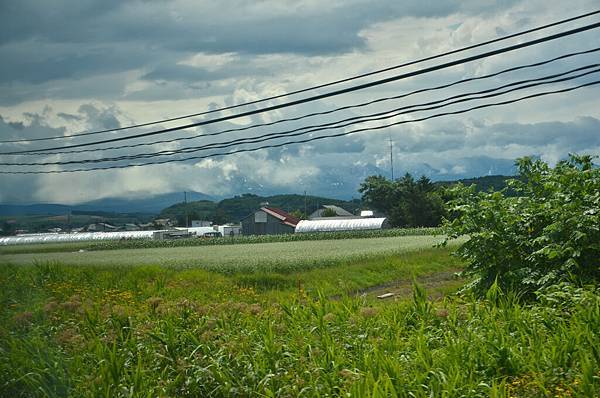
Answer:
[1,0,599,203]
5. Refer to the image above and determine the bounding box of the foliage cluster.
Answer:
[359,173,446,227]
[1,253,598,397]
[445,155,600,296]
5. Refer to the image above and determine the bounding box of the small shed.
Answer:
[217,224,242,236]
[241,207,300,235]
[295,217,389,233]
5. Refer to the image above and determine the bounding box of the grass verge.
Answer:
[1,247,598,397]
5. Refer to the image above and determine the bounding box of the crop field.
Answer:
[0,227,442,254]
[1,233,599,396]
[1,235,449,273]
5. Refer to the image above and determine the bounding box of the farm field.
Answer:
[1,236,599,396]
[0,227,442,255]
[1,235,449,273]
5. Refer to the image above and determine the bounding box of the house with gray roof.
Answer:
[309,205,355,219]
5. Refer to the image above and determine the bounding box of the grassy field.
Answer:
[1,237,599,397]
[1,235,449,273]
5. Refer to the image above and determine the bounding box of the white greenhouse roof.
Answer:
[177,227,216,235]
[295,218,388,233]
[0,230,163,246]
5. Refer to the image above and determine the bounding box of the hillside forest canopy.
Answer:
[359,174,447,228]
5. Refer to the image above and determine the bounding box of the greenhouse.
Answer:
[295,218,389,233]
[0,230,160,246]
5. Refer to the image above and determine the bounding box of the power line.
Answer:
[3,80,597,174]
[2,19,600,155]
[14,47,600,157]
[2,9,599,144]
[5,64,597,166]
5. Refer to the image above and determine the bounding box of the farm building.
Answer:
[295,217,389,233]
[191,220,212,227]
[216,224,242,236]
[309,205,355,219]
[241,207,300,235]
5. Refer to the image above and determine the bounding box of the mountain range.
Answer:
[0,175,515,217]
[0,191,213,216]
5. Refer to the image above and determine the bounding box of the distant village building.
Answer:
[122,223,140,231]
[138,223,155,231]
[309,205,355,219]
[241,207,300,235]
[295,217,389,233]
[152,218,173,229]
[87,222,117,232]
[360,210,374,217]
[216,224,242,236]
[191,220,212,227]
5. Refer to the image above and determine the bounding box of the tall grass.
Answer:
[1,248,598,397]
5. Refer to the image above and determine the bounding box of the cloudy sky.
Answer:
[0,0,599,204]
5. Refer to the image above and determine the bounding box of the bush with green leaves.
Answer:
[444,154,600,297]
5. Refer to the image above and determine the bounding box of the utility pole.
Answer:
[184,191,189,228]
[304,190,307,218]
[389,134,394,181]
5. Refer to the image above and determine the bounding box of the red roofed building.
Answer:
[240,206,300,235]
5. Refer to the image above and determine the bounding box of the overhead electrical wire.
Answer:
[1,9,599,144]
[2,19,600,155]
[5,64,598,167]
[3,80,598,174]
[13,47,600,157]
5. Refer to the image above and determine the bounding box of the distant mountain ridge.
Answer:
[435,175,515,192]
[0,191,213,216]
[0,175,516,218]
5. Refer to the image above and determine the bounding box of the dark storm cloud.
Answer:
[141,62,271,83]
[57,112,84,122]
[476,117,600,150]
[0,0,509,90]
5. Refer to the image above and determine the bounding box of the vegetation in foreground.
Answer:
[1,247,598,397]
[2,155,599,396]
[445,154,600,297]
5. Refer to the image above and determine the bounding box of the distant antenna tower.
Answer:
[389,134,394,180]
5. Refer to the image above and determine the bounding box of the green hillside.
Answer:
[159,194,361,225]
[158,200,217,226]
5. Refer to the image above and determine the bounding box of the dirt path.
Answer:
[332,269,464,301]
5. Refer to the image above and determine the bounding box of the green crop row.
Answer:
[85,227,442,252]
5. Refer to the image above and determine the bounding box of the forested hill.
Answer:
[160,177,516,225]
[159,194,361,225]
[436,175,515,192]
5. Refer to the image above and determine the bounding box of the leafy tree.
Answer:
[321,208,338,217]
[444,154,600,297]
[289,210,307,220]
[0,221,16,236]
[359,173,446,227]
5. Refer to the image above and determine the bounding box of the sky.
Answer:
[0,0,599,204]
